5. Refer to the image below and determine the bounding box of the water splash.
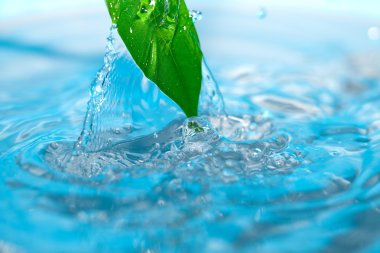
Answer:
[2,3,380,252]
[74,24,226,147]
[75,25,118,153]
[42,24,301,177]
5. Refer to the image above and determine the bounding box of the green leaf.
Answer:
[106,0,203,117]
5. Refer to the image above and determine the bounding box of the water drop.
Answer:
[50,142,59,150]
[368,26,380,41]
[190,10,203,23]
[113,128,121,135]
[257,7,267,20]
[250,148,263,159]
[95,85,102,93]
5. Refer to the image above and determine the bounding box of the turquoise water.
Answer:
[1,1,380,252]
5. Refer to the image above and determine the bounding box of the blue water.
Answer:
[1,2,380,253]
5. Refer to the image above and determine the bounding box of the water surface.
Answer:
[1,2,380,252]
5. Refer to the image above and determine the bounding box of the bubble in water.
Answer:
[190,10,203,23]
[368,26,380,40]
[257,7,267,20]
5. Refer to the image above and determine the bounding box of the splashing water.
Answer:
[1,2,380,253]
[46,25,292,178]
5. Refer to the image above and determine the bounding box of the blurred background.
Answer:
[1,0,379,116]
[1,0,379,80]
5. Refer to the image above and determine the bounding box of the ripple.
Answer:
[2,5,380,252]
[252,95,323,117]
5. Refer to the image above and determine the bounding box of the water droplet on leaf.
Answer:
[190,10,203,23]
